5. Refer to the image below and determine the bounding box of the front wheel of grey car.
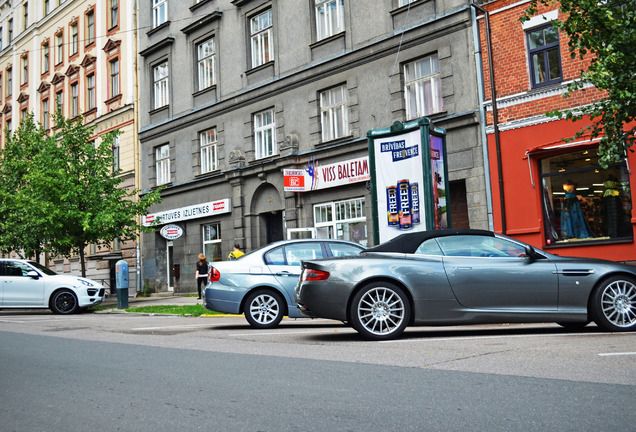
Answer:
[590,276,636,332]
[244,289,285,329]
[350,282,410,341]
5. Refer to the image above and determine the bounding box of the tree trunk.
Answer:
[79,245,87,278]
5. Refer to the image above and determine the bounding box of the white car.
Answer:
[0,259,105,314]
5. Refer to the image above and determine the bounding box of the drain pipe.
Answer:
[470,2,506,234]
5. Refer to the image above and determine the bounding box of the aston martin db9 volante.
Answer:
[294,229,636,340]
[0,259,105,314]
[203,239,365,328]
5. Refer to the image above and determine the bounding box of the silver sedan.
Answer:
[294,229,636,340]
[203,239,365,328]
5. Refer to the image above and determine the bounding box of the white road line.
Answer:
[598,352,636,357]
[131,324,214,331]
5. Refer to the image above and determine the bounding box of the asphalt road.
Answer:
[1,311,635,431]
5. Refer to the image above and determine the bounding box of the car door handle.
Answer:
[276,271,293,276]
[454,267,472,270]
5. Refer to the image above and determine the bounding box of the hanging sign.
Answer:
[143,198,231,226]
[160,224,184,240]
[283,156,370,192]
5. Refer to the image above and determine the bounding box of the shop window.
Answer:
[540,148,632,245]
[314,197,367,246]
[203,223,222,262]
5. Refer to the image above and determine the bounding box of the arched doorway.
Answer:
[250,183,284,248]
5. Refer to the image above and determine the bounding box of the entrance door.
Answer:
[265,211,283,244]
[167,240,174,292]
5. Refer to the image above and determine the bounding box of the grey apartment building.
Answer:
[138,0,489,293]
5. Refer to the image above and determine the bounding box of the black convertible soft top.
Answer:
[365,229,495,254]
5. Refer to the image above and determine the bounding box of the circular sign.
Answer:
[160,224,184,240]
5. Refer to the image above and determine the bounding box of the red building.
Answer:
[474,0,635,263]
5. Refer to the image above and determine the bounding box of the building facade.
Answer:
[474,0,635,262]
[0,0,142,291]
[138,0,491,293]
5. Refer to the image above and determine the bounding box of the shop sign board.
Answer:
[367,118,449,245]
[283,156,370,192]
[160,224,184,240]
[143,199,231,227]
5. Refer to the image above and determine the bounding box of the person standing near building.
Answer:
[228,244,244,260]
[195,253,209,299]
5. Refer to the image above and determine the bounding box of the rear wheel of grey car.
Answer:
[244,289,285,329]
[50,289,79,314]
[350,282,410,341]
[590,276,636,332]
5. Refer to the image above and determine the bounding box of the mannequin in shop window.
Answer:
[560,180,590,239]
[602,175,630,238]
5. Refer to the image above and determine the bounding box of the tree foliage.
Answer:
[523,0,636,167]
[0,112,161,276]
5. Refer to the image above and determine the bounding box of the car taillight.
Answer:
[208,267,220,282]
[301,269,330,281]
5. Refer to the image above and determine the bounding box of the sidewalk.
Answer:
[101,292,201,309]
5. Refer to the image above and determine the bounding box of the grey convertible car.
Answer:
[294,229,636,340]
[203,239,365,328]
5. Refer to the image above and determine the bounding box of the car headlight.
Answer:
[77,279,95,287]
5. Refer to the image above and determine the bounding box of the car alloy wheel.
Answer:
[244,289,285,329]
[50,289,79,314]
[350,282,410,340]
[591,276,636,332]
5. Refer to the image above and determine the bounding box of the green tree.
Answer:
[0,112,161,276]
[523,1,636,167]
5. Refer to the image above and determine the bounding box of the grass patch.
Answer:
[124,304,224,317]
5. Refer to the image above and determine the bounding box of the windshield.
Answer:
[27,260,57,276]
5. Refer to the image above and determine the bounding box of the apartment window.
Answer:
[86,10,95,45]
[254,109,276,159]
[109,58,120,97]
[23,2,28,31]
[540,148,632,244]
[112,134,120,172]
[404,54,442,120]
[44,0,50,15]
[315,0,344,41]
[21,55,28,85]
[153,0,167,28]
[70,82,78,117]
[6,68,12,97]
[55,90,63,114]
[109,0,119,29]
[314,197,367,245]
[8,19,13,43]
[527,24,562,88]
[21,108,27,121]
[155,144,170,185]
[0,27,3,51]
[320,85,349,142]
[0,74,3,102]
[200,129,218,173]
[250,9,272,68]
[86,74,95,110]
[398,0,417,6]
[70,22,78,56]
[55,32,63,65]
[197,38,215,91]
[42,98,49,129]
[42,42,49,73]
[153,62,169,109]
[203,223,222,262]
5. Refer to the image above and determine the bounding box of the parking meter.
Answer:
[115,259,129,309]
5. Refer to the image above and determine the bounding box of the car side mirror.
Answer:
[27,270,40,279]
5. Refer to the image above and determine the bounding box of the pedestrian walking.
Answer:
[195,253,209,299]
[228,244,245,260]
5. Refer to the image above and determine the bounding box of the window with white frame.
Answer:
[70,82,78,117]
[42,42,49,73]
[112,134,120,173]
[250,9,272,68]
[314,197,367,245]
[398,0,417,6]
[404,54,442,119]
[20,55,27,85]
[86,74,95,110]
[109,0,119,29]
[55,32,63,65]
[155,144,170,185]
[203,223,222,262]
[254,109,276,159]
[200,129,218,173]
[153,62,169,109]
[320,85,349,142]
[42,98,49,129]
[86,9,95,45]
[315,0,344,41]
[153,0,167,28]
[197,38,215,91]
[70,22,78,55]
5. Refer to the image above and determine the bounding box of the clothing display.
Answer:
[560,184,589,239]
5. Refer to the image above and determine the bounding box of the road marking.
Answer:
[230,329,345,337]
[598,352,636,357]
[131,324,214,331]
